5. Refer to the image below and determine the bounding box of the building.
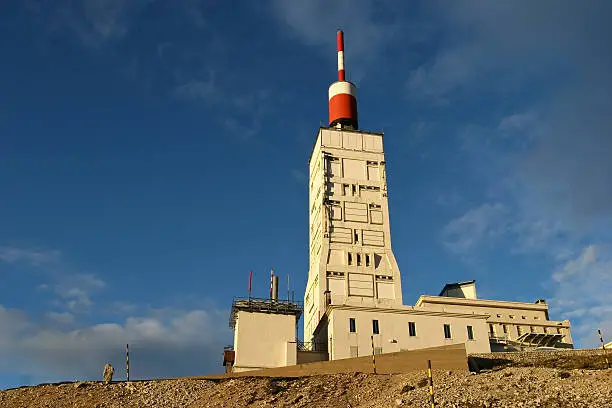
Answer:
[226,30,573,373]
[415,281,573,351]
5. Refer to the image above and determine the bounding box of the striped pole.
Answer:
[126,343,130,381]
[371,335,377,374]
[598,329,610,369]
[427,360,435,408]
[337,30,345,81]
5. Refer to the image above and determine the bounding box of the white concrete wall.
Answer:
[233,311,297,372]
[305,127,405,342]
[325,307,490,360]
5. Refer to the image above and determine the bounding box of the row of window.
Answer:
[331,183,382,198]
[495,313,540,320]
[347,252,372,266]
[349,318,474,340]
[490,324,562,335]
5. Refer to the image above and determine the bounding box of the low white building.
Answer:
[313,303,491,359]
[228,297,302,373]
[416,281,573,351]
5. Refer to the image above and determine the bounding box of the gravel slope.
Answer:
[2,351,612,407]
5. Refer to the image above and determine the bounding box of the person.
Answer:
[103,363,114,384]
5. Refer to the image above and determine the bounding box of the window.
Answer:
[530,326,534,333]
[489,324,494,335]
[356,254,362,266]
[408,322,417,337]
[365,254,371,267]
[502,325,507,334]
[354,230,359,243]
[373,319,380,334]
[522,316,526,320]
[509,315,515,319]
[467,325,474,340]
[443,324,452,339]
[350,346,358,358]
[374,347,383,355]
[349,318,356,333]
[517,326,522,336]
[348,253,353,265]
[496,314,501,318]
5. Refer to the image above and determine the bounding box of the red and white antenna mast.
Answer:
[328,30,358,130]
[337,30,346,81]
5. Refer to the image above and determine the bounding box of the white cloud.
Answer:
[498,112,538,137]
[406,45,484,105]
[270,0,385,58]
[552,245,598,283]
[26,0,154,48]
[441,203,508,253]
[549,245,612,348]
[291,169,307,184]
[268,1,421,82]
[0,305,231,384]
[51,273,107,311]
[0,247,61,266]
[174,75,217,103]
[0,246,105,312]
[45,312,74,325]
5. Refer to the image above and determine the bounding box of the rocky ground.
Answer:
[2,351,611,407]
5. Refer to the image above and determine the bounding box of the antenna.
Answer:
[328,30,358,130]
[248,270,253,300]
[337,30,345,82]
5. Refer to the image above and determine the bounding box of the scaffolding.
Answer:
[229,297,303,329]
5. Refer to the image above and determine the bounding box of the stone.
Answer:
[401,384,416,393]
[395,398,405,406]
[558,371,570,379]
[103,363,114,384]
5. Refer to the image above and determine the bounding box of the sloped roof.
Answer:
[438,280,476,296]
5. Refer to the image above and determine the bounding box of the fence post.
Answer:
[598,329,610,369]
[371,335,377,374]
[427,359,435,408]
[126,344,130,381]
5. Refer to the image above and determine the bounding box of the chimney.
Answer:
[272,276,279,301]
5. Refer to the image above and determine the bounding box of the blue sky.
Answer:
[1,0,611,389]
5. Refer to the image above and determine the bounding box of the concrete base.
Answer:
[199,343,468,379]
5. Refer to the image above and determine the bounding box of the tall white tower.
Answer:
[303,31,403,342]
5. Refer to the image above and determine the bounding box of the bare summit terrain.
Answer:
[1,350,611,408]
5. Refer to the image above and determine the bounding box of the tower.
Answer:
[303,31,403,343]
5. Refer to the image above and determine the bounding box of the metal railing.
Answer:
[296,340,327,352]
[229,297,303,329]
